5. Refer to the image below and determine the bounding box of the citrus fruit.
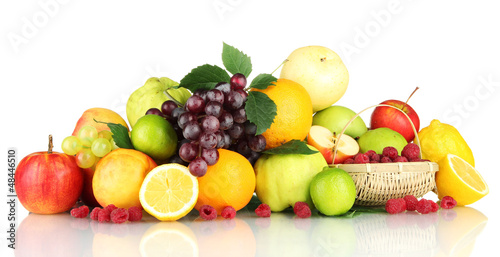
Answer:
[93,148,157,209]
[310,167,356,216]
[195,149,255,215]
[418,119,474,166]
[436,154,488,206]
[131,114,178,161]
[250,78,313,149]
[139,163,199,221]
[140,222,198,257]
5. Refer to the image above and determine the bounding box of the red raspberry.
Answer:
[397,198,407,212]
[98,208,111,223]
[382,147,399,160]
[354,153,370,164]
[440,196,457,209]
[128,206,143,222]
[381,156,393,163]
[110,208,129,224]
[401,143,420,160]
[70,205,89,218]
[221,206,236,219]
[430,200,439,212]
[404,195,418,211]
[90,207,102,221]
[393,156,408,162]
[416,199,432,214]
[199,205,217,220]
[365,150,377,158]
[293,201,311,218]
[105,204,118,213]
[370,153,381,162]
[385,199,404,214]
[255,203,271,217]
[343,158,354,164]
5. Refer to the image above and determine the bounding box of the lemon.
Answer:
[418,119,474,166]
[139,164,199,221]
[310,167,356,216]
[436,154,488,205]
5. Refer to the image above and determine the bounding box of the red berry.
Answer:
[98,209,111,223]
[416,199,432,214]
[343,158,355,164]
[365,150,377,158]
[382,147,399,160]
[396,198,407,212]
[381,156,393,163]
[430,200,439,212]
[401,143,420,160]
[221,206,236,219]
[404,195,418,211]
[393,156,408,162]
[199,205,217,220]
[293,202,311,218]
[105,204,118,213]
[385,199,403,214]
[90,207,101,221]
[110,208,129,224]
[370,153,381,162]
[354,153,370,164]
[255,203,271,217]
[70,205,89,218]
[128,206,143,222]
[440,196,457,209]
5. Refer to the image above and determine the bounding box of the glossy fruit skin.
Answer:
[15,151,84,214]
[370,100,420,143]
[72,107,129,137]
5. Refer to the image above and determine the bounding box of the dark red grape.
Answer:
[193,89,208,102]
[227,123,244,139]
[206,89,224,104]
[230,73,247,90]
[145,108,164,116]
[171,107,185,119]
[161,100,178,116]
[183,121,202,141]
[232,108,247,124]
[214,82,231,96]
[189,157,208,177]
[246,151,261,166]
[185,95,206,114]
[236,140,252,156]
[234,89,248,102]
[219,111,234,130]
[199,132,217,149]
[248,135,266,152]
[214,130,226,148]
[201,148,219,166]
[205,101,223,118]
[223,132,231,149]
[225,90,244,110]
[201,115,220,133]
[244,121,257,135]
[178,112,197,129]
[179,142,199,162]
[169,154,188,166]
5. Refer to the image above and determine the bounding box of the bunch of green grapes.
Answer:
[61,126,116,168]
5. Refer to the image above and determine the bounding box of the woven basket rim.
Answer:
[331,161,439,174]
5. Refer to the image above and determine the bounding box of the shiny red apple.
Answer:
[15,135,84,214]
[307,125,359,164]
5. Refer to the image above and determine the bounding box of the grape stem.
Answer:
[48,134,53,154]
[164,90,184,108]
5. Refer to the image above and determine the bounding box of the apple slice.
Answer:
[307,125,359,164]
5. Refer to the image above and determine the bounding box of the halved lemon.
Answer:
[436,154,488,206]
[139,163,198,221]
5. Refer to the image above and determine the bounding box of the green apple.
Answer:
[312,106,367,139]
[254,145,328,212]
[358,127,408,154]
[126,77,191,128]
[280,46,349,112]
[310,167,356,216]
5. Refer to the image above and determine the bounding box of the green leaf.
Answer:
[93,119,134,149]
[249,73,277,90]
[222,42,252,77]
[178,64,230,92]
[262,140,318,155]
[245,91,277,135]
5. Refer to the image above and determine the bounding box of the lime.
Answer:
[131,114,178,161]
[310,167,356,216]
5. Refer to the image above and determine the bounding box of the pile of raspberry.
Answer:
[385,195,457,214]
[254,201,311,218]
[343,143,430,164]
[70,204,143,224]
[198,205,237,220]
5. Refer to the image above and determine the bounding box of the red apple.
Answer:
[307,125,359,164]
[15,135,84,214]
[80,167,101,207]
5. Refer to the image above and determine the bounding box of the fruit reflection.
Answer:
[140,221,198,257]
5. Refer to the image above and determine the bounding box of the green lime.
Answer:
[131,114,178,161]
[310,167,356,216]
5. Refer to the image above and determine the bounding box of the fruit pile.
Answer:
[14,43,489,223]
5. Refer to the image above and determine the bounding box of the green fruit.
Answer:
[254,145,328,212]
[312,106,367,139]
[358,127,408,154]
[310,167,356,216]
[130,115,178,161]
[126,77,191,128]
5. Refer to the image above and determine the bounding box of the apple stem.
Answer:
[48,135,53,154]
[403,87,419,109]
[271,59,288,75]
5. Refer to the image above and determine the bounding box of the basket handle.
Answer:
[332,104,422,162]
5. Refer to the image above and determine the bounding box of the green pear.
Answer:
[312,106,367,139]
[126,77,191,128]
[358,128,408,154]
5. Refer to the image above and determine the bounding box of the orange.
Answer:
[251,79,313,149]
[195,149,255,214]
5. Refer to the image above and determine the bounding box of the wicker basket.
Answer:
[329,104,438,206]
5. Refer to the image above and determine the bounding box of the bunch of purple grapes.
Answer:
[145,73,266,177]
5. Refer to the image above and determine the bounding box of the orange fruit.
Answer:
[251,79,313,149]
[195,149,255,215]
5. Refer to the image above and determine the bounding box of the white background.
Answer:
[1,0,499,256]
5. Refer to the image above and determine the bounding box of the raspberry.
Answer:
[385,198,405,214]
[343,158,354,164]
[98,208,111,223]
[370,153,381,162]
[354,153,370,164]
[396,198,406,212]
[221,206,236,219]
[105,204,118,213]
[401,143,420,160]
[365,150,377,159]
[404,195,418,211]
[293,201,311,218]
[199,205,217,220]
[382,147,399,160]
[440,196,457,209]
[393,156,408,162]
[430,200,439,212]
[416,199,432,214]
[381,156,393,163]
[110,208,129,224]
[128,206,143,222]
[70,205,89,218]
[370,160,379,163]
[90,207,102,221]
[255,203,271,217]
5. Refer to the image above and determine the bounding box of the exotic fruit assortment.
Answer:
[14,43,488,223]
